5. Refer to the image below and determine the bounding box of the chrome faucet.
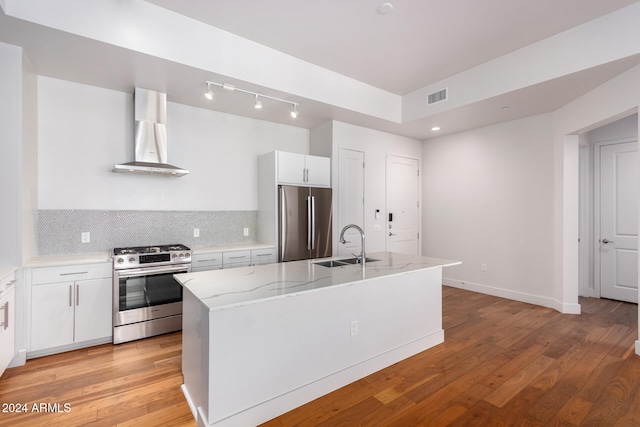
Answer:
[339,224,366,266]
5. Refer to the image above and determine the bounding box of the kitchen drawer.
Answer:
[0,270,16,298]
[191,253,223,272]
[223,250,251,268]
[251,248,277,265]
[32,262,112,285]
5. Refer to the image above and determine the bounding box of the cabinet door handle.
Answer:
[76,284,80,306]
[69,285,73,307]
[0,301,8,330]
[228,256,246,260]
[60,271,88,276]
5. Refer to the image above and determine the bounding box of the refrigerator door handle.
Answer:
[307,196,312,250]
[310,195,316,250]
[280,187,287,261]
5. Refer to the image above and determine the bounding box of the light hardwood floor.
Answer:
[1,287,638,426]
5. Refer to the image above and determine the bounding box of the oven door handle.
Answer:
[116,264,190,278]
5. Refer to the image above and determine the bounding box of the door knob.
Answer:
[389,232,396,236]
[602,239,614,244]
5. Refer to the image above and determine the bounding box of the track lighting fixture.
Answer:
[204,80,299,118]
[204,82,214,100]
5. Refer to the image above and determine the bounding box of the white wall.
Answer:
[37,77,310,211]
[421,64,640,319]
[317,121,422,254]
[0,42,37,268]
[20,51,38,265]
[0,43,21,269]
[422,114,557,308]
[587,114,638,143]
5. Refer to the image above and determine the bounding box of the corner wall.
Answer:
[421,63,640,330]
[422,114,559,309]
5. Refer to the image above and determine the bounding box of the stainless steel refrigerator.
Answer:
[279,185,332,262]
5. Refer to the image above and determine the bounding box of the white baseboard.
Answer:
[636,340,640,356]
[444,278,581,314]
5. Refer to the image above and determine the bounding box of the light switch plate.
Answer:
[81,232,90,243]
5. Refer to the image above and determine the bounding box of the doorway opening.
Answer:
[578,114,638,303]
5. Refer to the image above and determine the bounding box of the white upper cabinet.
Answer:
[277,152,330,187]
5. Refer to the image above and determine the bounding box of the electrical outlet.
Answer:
[481,263,488,272]
[243,227,249,237]
[350,320,358,336]
[194,228,200,238]
[81,232,90,243]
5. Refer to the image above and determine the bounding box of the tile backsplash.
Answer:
[38,210,257,255]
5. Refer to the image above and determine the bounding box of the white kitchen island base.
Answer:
[177,252,459,427]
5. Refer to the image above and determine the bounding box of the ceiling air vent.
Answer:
[427,88,448,106]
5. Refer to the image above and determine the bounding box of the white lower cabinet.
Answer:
[74,278,112,343]
[30,263,112,353]
[251,248,277,265]
[193,247,277,272]
[0,272,16,378]
[191,252,223,272]
[223,250,252,268]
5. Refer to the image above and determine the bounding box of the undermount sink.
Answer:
[314,257,380,268]
[314,260,350,268]
[338,257,379,265]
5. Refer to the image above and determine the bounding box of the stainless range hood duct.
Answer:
[113,88,189,177]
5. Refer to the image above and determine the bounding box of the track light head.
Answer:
[254,95,262,109]
[204,82,213,100]
[290,104,299,118]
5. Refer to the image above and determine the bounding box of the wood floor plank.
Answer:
[2,287,638,427]
[263,288,640,426]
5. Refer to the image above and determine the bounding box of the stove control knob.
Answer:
[117,257,124,264]
[179,253,185,258]
[185,253,191,259]
[128,257,135,263]
[172,253,177,259]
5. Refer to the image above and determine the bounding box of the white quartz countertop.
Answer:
[22,244,274,267]
[24,252,112,268]
[175,251,460,311]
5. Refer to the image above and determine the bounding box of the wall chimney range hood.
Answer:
[113,88,189,177]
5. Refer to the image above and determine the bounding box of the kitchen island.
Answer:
[175,251,460,427]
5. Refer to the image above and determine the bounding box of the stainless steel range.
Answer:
[112,244,191,344]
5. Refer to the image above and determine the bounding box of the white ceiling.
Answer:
[1,0,640,139]
[145,0,639,95]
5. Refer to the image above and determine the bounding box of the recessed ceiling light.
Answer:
[431,126,441,131]
[377,2,394,15]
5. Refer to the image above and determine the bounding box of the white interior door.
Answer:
[338,148,364,256]
[599,141,638,303]
[386,154,420,255]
